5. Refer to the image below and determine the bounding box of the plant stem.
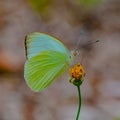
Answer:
[76,85,81,120]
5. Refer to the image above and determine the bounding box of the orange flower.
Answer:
[69,63,85,85]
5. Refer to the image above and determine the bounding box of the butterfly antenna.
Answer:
[75,31,85,51]
[80,40,99,64]
[74,31,99,65]
[83,40,99,48]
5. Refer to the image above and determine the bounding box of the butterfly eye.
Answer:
[71,49,79,57]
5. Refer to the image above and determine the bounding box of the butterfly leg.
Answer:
[69,77,75,83]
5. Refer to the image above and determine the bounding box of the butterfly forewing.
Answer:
[25,32,71,59]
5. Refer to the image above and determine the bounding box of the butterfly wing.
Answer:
[24,32,73,91]
[25,32,71,59]
[24,50,70,91]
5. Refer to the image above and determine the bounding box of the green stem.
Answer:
[76,85,81,120]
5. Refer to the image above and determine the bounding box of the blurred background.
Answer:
[0,0,120,120]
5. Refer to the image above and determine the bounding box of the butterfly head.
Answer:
[69,63,85,86]
[71,49,80,57]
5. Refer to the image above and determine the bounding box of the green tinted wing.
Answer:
[24,50,69,92]
[25,32,71,59]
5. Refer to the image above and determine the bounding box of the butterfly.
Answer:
[24,32,85,92]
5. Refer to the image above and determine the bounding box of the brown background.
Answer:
[0,0,120,120]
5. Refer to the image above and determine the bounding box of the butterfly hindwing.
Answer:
[24,50,69,91]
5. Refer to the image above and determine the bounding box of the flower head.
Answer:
[69,63,85,86]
